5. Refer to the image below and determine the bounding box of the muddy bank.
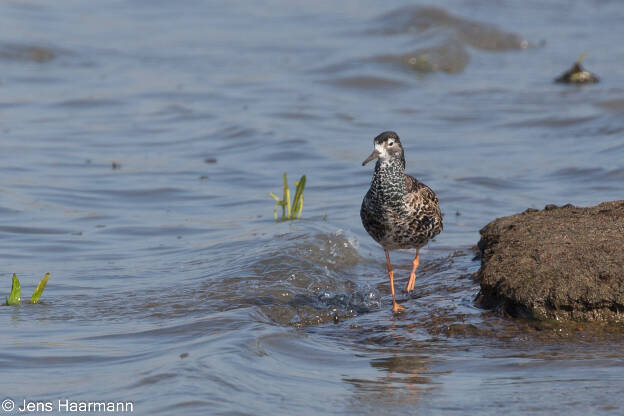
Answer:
[476,201,624,322]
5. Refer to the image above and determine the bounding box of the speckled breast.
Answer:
[361,192,442,250]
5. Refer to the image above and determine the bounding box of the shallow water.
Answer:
[2,1,624,414]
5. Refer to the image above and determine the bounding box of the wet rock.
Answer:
[376,6,528,51]
[476,201,624,323]
[555,54,599,84]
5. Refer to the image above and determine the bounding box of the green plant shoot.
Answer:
[4,272,51,306]
[269,172,306,221]
[6,273,21,305]
[291,175,306,219]
[31,272,50,304]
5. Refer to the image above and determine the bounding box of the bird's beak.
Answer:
[362,150,380,166]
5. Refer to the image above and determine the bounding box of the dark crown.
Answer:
[374,131,401,145]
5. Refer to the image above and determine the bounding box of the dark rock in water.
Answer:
[555,57,599,84]
[476,201,624,322]
[376,6,529,51]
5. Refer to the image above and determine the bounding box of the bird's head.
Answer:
[362,131,405,168]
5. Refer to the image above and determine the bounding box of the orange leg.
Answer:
[404,250,420,293]
[385,249,405,313]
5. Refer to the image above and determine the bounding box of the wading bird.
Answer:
[361,131,443,313]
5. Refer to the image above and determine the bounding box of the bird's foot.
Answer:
[403,273,416,293]
[392,302,405,314]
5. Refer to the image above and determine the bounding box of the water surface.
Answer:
[2,1,624,414]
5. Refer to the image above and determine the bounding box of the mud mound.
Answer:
[476,201,624,322]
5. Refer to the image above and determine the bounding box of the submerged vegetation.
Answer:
[5,273,50,305]
[269,173,306,221]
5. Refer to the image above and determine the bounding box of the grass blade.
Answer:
[268,192,280,202]
[291,175,306,219]
[31,272,50,304]
[295,195,304,219]
[282,173,291,219]
[269,192,281,220]
[270,172,306,222]
[284,187,291,219]
[6,273,21,305]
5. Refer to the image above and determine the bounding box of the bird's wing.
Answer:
[404,174,443,225]
[405,174,437,202]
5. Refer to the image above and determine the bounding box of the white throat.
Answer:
[375,143,390,164]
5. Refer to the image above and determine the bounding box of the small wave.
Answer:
[549,167,624,183]
[59,228,378,326]
[55,98,123,108]
[244,230,381,326]
[322,75,406,89]
[455,176,527,190]
[196,229,381,326]
[503,115,599,129]
[596,99,624,113]
[0,225,70,235]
